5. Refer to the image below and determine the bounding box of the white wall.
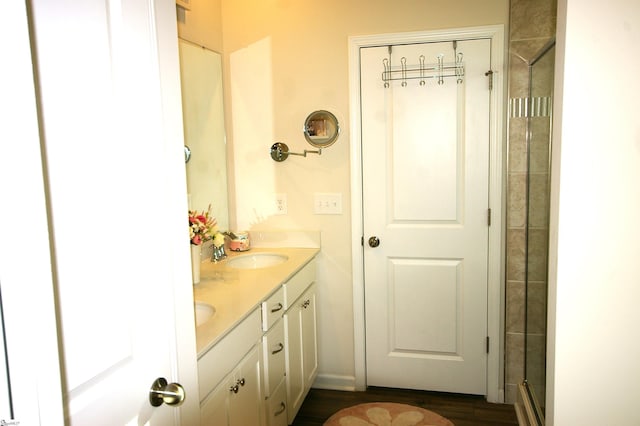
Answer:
[547,1,640,423]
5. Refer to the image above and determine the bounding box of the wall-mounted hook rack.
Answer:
[270,142,321,162]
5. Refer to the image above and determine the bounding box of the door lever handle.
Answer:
[149,378,185,407]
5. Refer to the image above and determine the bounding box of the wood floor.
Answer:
[291,387,518,426]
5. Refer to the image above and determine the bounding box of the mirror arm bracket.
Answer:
[270,142,321,162]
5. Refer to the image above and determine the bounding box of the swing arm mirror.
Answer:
[303,110,340,148]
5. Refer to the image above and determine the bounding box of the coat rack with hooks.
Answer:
[382,52,464,87]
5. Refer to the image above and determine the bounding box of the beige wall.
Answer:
[220,0,509,388]
[176,0,223,52]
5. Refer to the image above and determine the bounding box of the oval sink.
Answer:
[226,253,288,270]
[194,302,216,327]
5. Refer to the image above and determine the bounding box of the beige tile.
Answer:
[526,280,547,334]
[528,172,550,229]
[510,38,553,64]
[506,332,525,383]
[508,54,529,99]
[527,228,549,282]
[508,117,527,172]
[505,383,519,404]
[529,117,552,173]
[525,333,547,387]
[506,281,525,333]
[510,0,557,41]
[506,228,526,281]
[507,173,527,228]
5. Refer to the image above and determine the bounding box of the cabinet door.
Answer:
[285,283,318,424]
[200,378,229,426]
[284,300,304,424]
[228,345,265,426]
[301,285,318,389]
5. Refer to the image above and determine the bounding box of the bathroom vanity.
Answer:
[193,247,318,426]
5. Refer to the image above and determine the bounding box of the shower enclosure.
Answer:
[514,39,555,426]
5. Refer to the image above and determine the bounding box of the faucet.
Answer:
[211,243,227,262]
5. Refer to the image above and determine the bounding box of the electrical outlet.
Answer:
[314,193,342,215]
[275,193,287,215]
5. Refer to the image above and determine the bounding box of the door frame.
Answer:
[348,25,506,403]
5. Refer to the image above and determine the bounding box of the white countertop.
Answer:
[193,247,319,356]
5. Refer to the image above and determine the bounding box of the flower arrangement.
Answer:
[188,205,225,247]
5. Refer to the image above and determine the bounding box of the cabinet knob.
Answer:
[229,383,239,393]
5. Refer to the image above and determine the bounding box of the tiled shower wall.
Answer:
[505,0,557,404]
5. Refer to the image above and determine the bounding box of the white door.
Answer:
[24,0,200,424]
[362,39,491,395]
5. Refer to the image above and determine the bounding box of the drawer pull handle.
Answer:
[274,402,286,416]
[272,342,284,355]
[271,302,283,313]
[302,299,310,309]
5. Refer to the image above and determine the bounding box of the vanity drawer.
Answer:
[262,318,286,397]
[262,286,284,331]
[198,308,262,402]
[266,378,288,426]
[283,260,315,310]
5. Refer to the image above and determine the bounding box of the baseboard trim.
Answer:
[312,374,357,391]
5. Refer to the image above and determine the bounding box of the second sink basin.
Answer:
[195,302,216,327]
[226,252,288,269]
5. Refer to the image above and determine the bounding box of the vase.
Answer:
[191,244,201,285]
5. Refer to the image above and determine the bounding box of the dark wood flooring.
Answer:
[291,387,518,426]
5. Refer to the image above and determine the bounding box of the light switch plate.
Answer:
[314,193,342,215]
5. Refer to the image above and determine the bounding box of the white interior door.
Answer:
[362,39,491,395]
[27,0,200,424]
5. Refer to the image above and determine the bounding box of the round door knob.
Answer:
[368,236,380,247]
[149,377,185,407]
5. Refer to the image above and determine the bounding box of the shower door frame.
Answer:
[522,38,556,426]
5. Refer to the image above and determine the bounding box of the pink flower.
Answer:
[188,205,221,246]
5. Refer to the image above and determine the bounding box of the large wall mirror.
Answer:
[178,39,229,231]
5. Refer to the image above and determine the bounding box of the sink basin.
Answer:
[194,302,215,326]
[226,253,288,270]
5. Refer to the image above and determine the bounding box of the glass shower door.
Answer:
[524,41,555,421]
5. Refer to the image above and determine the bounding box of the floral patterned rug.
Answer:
[323,402,454,426]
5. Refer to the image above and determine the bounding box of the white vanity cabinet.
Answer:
[198,308,265,426]
[283,261,318,424]
[197,255,318,426]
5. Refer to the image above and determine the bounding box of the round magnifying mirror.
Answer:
[303,110,340,148]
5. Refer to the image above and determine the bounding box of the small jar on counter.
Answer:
[228,231,250,252]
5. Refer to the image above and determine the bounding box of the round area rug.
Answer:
[323,402,454,426]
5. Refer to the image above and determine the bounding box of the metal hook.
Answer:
[401,57,407,87]
[383,58,390,88]
[456,52,464,84]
